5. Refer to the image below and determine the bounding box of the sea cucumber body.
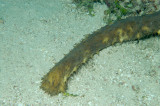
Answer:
[40,11,160,96]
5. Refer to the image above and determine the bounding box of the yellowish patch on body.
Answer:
[103,37,109,43]
[82,57,88,63]
[158,29,160,35]
[127,25,133,33]
[117,29,123,36]
[119,34,129,42]
[136,33,141,39]
[142,26,150,32]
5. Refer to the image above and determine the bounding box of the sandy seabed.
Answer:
[0,0,160,105]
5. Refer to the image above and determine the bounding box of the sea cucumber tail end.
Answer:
[40,67,67,96]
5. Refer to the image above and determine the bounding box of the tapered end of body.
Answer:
[40,67,67,96]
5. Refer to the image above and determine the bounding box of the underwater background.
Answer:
[0,0,160,105]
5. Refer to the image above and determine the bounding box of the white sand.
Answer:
[0,0,160,105]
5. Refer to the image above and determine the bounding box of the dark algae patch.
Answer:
[40,11,160,96]
[72,0,160,23]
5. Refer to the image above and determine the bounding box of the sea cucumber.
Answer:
[40,11,160,96]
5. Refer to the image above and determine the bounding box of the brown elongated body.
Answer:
[40,11,160,96]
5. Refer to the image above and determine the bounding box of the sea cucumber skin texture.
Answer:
[40,11,160,96]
